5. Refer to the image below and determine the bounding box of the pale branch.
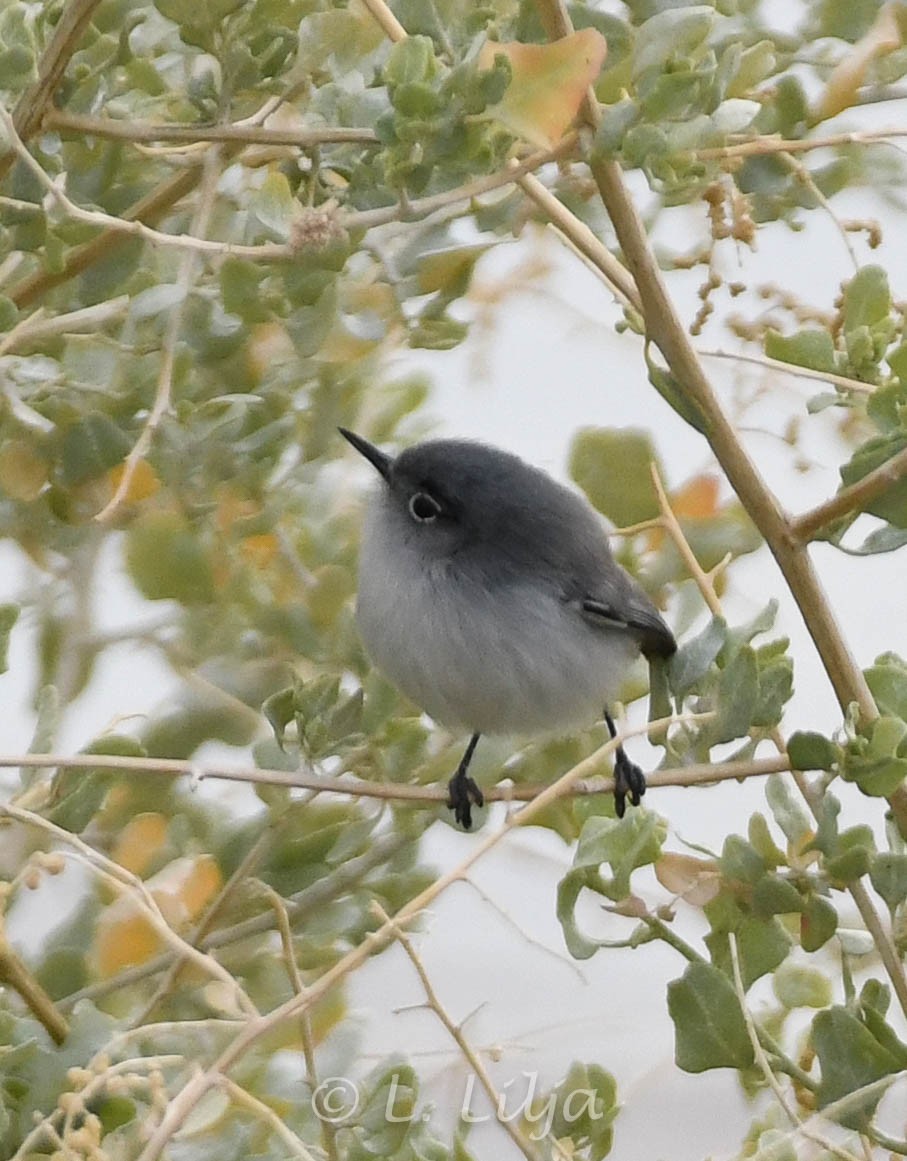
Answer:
[3,104,577,284]
[61,832,411,1009]
[789,443,907,544]
[94,145,221,524]
[694,125,907,161]
[0,749,788,802]
[43,109,380,148]
[0,0,102,181]
[511,164,642,312]
[375,902,551,1161]
[698,348,875,396]
[0,803,261,1021]
[649,461,723,616]
[130,826,275,1028]
[217,1076,321,1161]
[360,0,408,41]
[536,0,882,738]
[132,715,696,1161]
[776,151,859,270]
[728,935,864,1161]
[0,928,69,1044]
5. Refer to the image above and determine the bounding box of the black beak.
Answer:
[338,427,393,481]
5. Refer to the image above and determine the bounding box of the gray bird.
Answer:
[340,428,676,828]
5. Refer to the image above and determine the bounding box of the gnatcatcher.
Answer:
[340,428,676,828]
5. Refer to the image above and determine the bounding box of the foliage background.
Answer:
[2,0,907,1159]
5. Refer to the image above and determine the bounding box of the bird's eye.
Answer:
[408,492,442,523]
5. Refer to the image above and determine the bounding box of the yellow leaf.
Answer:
[108,459,160,504]
[95,907,161,976]
[240,532,279,571]
[0,440,48,500]
[111,813,169,875]
[655,851,721,905]
[478,29,608,148]
[815,2,904,122]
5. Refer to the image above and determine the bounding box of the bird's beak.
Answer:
[338,427,392,481]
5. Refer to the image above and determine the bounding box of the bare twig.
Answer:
[694,126,907,161]
[0,804,260,1020]
[131,714,694,1161]
[789,443,907,544]
[698,348,875,397]
[217,1075,321,1161]
[360,0,407,41]
[0,749,787,802]
[375,902,550,1161]
[0,0,102,180]
[43,109,379,148]
[649,462,723,616]
[512,165,642,312]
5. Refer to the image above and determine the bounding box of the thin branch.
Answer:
[512,165,642,312]
[375,902,550,1161]
[131,714,694,1161]
[62,832,411,1009]
[789,443,907,543]
[0,803,260,1020]
[698,348,875,396]
[43,109,379,148]
[776,151,859,270]
[95,143,221,522]
[0,0,102,181]
[0,749,787,803]
[728,934,864,1161]
[694,126,907,161]
[360,0,407,41]
[649,461,723,616]
[217,1075,321,1161]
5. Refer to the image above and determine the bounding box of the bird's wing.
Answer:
[581,596,676,659]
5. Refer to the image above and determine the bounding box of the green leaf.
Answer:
[864,653,907,719]
[788,731,841,771]
[773,962,832,1009]
[263,686,296,751]
[764,328,836,373]
[841,265,891,334]
[766,774,813,847]
[751,874,804,916]
[667,962,755,1073]
[60,412,131,486]
[251,171,296,243]
[569,426,661,526]
[669,616,726,697]
[800,894,837,952]
[813,1006,902,1128]
[125,514,215,605]
[0,603,18,674]
[706,915,790,990]
[632,6,716,80]
[712,646,758,744]
[869,852,907,911]
[644,345,709,434]
[720,834,765,885]
[840,434,907,528]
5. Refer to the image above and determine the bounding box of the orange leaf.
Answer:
[670,474,720,520]
[111,813,168,876]
[240,532,279,570]
[478,29,607,148]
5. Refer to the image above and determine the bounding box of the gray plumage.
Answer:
[340,428,675,826]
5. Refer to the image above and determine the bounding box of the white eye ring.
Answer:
[408,492,442,523]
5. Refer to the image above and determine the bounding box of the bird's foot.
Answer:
[613,746,646,819]
[447,767,484,830]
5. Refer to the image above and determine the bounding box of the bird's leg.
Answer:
[447,732,484,829]
[604,710,646,818]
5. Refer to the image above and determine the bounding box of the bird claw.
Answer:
[447,769,484,830]
[613,748,646,819]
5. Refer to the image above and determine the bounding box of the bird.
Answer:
[340,427,676,828]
